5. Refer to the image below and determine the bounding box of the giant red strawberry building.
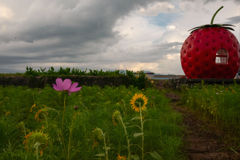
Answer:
[180,6,240,79]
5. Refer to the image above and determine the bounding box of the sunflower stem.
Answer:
[119,116,131,160]
[139,102,144,160]
[210,6,223,26]
[103,133,109,160]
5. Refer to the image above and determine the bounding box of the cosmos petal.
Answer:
[55,78,64,90]
[52,84,62,91]
[62,79,72,90]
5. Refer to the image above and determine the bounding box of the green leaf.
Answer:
[103,147,110,150]
[143,119,152,124]
[128,125,141,131]
[222,27,235,31]
[130,155,140,160]
[150,151,163,160]
[188,24,209,31]
[94,153,105,157]
[134,133,144,138]
[131,117,140,121]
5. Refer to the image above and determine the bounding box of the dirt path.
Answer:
[151,80,240,160]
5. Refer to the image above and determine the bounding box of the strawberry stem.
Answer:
[211,6,223,26]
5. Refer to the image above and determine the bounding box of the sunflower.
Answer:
[130,92,148,112]
[117,153,126,160]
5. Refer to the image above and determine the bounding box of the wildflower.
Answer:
[92,141,99,149]
[52,78,82,96]
[130,92,148,112]
[151,80,154,84]
[30,103,37,112]
[112,110,121,126]
[74,106,78,110]
[23,130,49,157]
[6,111,10,116]
[112,114,117,126]
[18,122,25,128]
[52,78,82,155]
[117,153,126,160]
[226,88,228,91]
[40,149,43,156]
[91,127,104,149]
[35,108,48,122]
[35,110,42,122]
[92,127,103,141]
[216,92,218,95]
[39,91,42,93]
[39,126,44,131]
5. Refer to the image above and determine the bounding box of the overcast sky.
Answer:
[0,0,239,75]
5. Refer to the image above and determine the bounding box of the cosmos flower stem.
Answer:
[119,116,131,160]
[68,113,75,160]
[61,94,67,157]
[139,102,144,160]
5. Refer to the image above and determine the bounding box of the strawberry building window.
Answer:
[215,48,228,64]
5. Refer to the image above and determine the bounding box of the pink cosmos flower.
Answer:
[52,78,82,95]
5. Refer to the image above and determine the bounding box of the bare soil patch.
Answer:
[151,80,240,160]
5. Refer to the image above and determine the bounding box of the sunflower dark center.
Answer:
[135,98,144,108]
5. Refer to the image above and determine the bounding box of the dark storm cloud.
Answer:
[223,16,240,25]
[0,0,170,68]
[181,0,239,5]
[119,42,183,63]
[1,0,169,44]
